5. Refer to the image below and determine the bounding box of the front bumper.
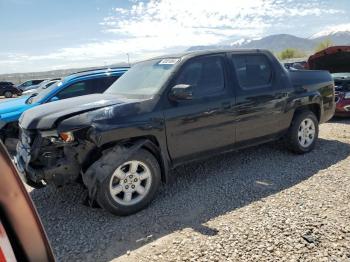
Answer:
[335,97,350,117]
[334,110,350,117]
[15,140,46,188]
[16,134,81,187]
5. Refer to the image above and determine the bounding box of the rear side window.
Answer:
[56,76,120,100]
[88,75,120,93]
[32,80,43,85]
[232,55,272,89]
[22,81,32,87]
[175,56,225,97]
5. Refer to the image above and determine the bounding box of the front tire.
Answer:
[4,91,13,98]
[96,148,161,216]
[285,110,319,154]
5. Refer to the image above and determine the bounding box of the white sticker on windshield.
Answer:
[159,59,180,65]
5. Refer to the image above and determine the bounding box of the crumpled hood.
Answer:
[19,94,135,130]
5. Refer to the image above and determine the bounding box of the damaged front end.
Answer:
[14,94,130,188]
[15,93,162,191]
[16,127,98,188]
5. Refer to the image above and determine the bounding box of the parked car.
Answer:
[0,81,21,98]
[307,46,350,117]
[22,79,59,96]
[21,78,60,93]
[0,81,14,87]
[0,67,128,149]
[332,73,350,117]
[17,79,46,92]
[16,49,335,216]
[306,46,350,73]
[0,141,54,261]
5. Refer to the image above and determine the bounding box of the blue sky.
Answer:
[0,0,350,73]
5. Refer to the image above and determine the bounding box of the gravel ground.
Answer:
[27,118,350,262]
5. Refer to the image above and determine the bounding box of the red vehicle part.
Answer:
[0,223,16,262]
[0,142,54,262]
[307,46,350,117]
[335,92,350,117]
[307,46,350,72]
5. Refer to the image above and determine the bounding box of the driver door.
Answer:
[164,54,236,163]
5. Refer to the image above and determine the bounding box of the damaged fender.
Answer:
[82,139,160,204]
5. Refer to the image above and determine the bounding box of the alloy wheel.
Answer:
[109,160,152,206]
[297,118,316,148]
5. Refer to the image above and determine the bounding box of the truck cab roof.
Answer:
[145,49,270,63]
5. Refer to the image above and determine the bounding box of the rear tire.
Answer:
[285,110,319,154]
[96,148,161,216]
[4,91,13,98]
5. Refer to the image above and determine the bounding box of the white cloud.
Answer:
[102,0,342,46]
[0,0,344,73]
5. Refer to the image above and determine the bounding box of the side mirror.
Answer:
[49,96,59,102]
[169,84,193,101]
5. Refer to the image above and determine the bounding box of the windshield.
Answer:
[27,81,62,104]
[331,73,350,79]
[105,58,179,97]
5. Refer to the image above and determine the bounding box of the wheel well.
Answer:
[295,104,320,122]
[101,136,168,183]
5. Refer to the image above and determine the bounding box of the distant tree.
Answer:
[277,48,306,60]
[315,38,333,52]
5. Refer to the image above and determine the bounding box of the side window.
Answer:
[57,82,87,99]
[86,76,120,93]
[23,81,32,87]
[175,56,225,98]
[232,55,272,90]
[32,80,42,85]
[45,82,56,88]
[56,76,120,100]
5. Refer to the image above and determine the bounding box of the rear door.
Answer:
[230,53,288,144]
[164,54,236,163]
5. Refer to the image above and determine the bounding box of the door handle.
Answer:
[275,92,288,99]
[204,110,215,115]
[221,102,231,110]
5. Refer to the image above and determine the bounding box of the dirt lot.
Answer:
[27,118,350,262]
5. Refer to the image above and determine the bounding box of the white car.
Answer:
[17,79,46,92]
[22,80,59,96]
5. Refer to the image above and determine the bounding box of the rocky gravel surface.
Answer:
[27,118,350,262]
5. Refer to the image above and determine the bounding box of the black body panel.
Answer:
[16,49,335,187]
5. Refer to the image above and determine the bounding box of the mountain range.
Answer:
[188,29,350,53]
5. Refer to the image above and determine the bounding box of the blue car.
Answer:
[0,67,128,143]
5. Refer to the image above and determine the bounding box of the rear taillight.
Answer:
[0,222,16,262]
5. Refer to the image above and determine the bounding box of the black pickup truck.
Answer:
[16,49,335,215]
